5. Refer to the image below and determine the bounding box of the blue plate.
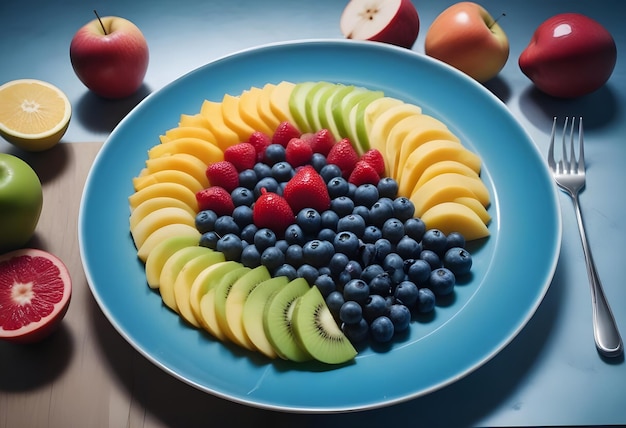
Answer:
[79,39,561,412]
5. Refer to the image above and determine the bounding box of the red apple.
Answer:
[519,13,616,98]
[70,12,149,99]
[424,2,509,83]
[340,0,420,49]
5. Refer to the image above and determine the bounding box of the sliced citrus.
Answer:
[0,248,72,343]
[0,79,72,152]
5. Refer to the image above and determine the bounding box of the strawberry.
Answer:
[326,138,359,179]
[252,188,295,236]
[310,128,336,156]
[247,131,272,162]
[283,165,331,214]
[224,142,257,172]
[272,121,301,147]
[196,186,234,216]
[360,148,385,177]
[285,137,313,167]
[348,160,381,186]
[205,160,239,192]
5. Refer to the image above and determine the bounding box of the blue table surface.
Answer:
[1,0,625,426]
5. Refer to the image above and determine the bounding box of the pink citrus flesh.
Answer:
[0,248,72,344]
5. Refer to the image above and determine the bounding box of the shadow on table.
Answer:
[85,254,566,427]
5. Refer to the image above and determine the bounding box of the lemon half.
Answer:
[0,79,72,151]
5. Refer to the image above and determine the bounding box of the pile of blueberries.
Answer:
[195,143,473,344]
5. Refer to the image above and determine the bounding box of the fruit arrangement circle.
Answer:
[129,80,491,365]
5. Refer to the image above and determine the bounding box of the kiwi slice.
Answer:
[293,286,357,365]
[242,275,290,359]
[263,277,312,362]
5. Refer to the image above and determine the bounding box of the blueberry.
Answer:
[329,252,350,276]
[377,177,398,199]
[231,186,255,207]
[420,249,442,270]
[302,239,334,268]
[253,162,272,180]
[407,259,432,285]
[343,279,370,305]
[327,176,350,199]
[216,233,243,261]
[261,246,285,271]
[338,260,363,286]
[232,205,253,228]
[311,153,327,172]
[388,304,411,333]
[359,242,377,267]
[429,267,456,296]
[369,272,393,296]
[363,294,387,322]
[320,210,339,230]
[264,143,286,165]
[337,214,366,236]
[446,232,466,250]
[284,224,306,245]
[199,231,219,250]
[275,239,289,254]
[373,238,393,264]
[271,161,295,182]
[394,280,419,307]
[342,318,369,343]
[347,182,357,199]
[314,273,336,298]
[297,264,320,286]
[352,205,370,224]
[273,263,297,281]
[214,215,240,236]
[422,229,448,255]
[241,244,261,268]
[340,301,363,324]
[417,287,436,313]
[362,225,382,244]
[317,228,336,243]
[369,199,395,228]
[254,176,280,198]
[240,223,258,244]
[195,210,217,233]
[392,197,415,222]
[370,316,394,343]
[330,196,354,217]
[285,244,304,267]
[443,247,473,276]
[361,264,385,284]
[383,252,405,275]
[238,169,258,190]
[326,290,345,318]
[404,217,426,242]
[296,208,322,235]
[253,228,277,252]
[320,163,342,183]
[333,231,360,259]
[382,218,405,245]
[354,184,379,208]
[396,236,422,260]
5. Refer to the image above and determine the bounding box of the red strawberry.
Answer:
[360,148,385,177]
[205,161,239,192]
[247,131,272,162]
[196,186,234,216]
[252,188,295,236]
[224,142,256,172]
[348,160,381,186]
[272,121,301,147]
[310,128,336,156]
[285,137,313,167]
[326,138,359,179]
[283,165,331,214]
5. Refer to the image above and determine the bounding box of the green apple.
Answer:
[0,153,43,253]
[288,81,316,133]
[319,84,352,139]
[304,81,333,131]
[348,90,384,154]
[331,85,368,138]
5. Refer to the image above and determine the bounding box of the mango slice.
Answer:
[421,202,490,241]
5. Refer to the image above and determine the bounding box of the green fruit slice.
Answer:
[288,81,316,132]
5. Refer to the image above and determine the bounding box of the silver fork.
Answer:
[548,117,623,358]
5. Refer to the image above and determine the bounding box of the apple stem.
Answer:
[93,9,107,35]
[489,13,506,30]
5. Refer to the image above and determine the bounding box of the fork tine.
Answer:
[548,117,557,171]
[578,117,585,174]
[561,117,571,173]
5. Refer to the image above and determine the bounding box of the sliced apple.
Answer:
[288,81,317,132]
[189,260,243,326]
[347,90,385,154]
[319,84,353,139]
[304,81,334,132]
[363,96,406,138]
[136,223,201,262]
[332,85,370,139]
[144,235,202,289]
[367,102,423,153]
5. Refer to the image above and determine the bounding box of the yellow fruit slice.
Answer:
[221,94,256,142]
[130,206,196,249]
[421,202,490,240]
[367,103,423,154]
[199,100,240,150]
[239,87,275,135]
[144,153,210,188]
[144,235,201,289]
[136,223,201,262]
[412,160,480,192]
[159,126,216,144]
[128,182,199,213]
[269,81,296,125]
[129,196,196,230]
[455,196,492,225]
[363,97,405,137]
[178,113,207,128]
[147,137,224,166]
[0,79,71,151]
[133,169,205,194]
[189,261,242,326]
[159,245,211,312]
[409,173,491,217]
[257,83,282,132]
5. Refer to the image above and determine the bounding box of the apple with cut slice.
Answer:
[340,0,420,49]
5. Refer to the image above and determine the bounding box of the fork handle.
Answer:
[572,194,623,357]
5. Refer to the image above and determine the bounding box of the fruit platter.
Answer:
[78,40,561,412]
